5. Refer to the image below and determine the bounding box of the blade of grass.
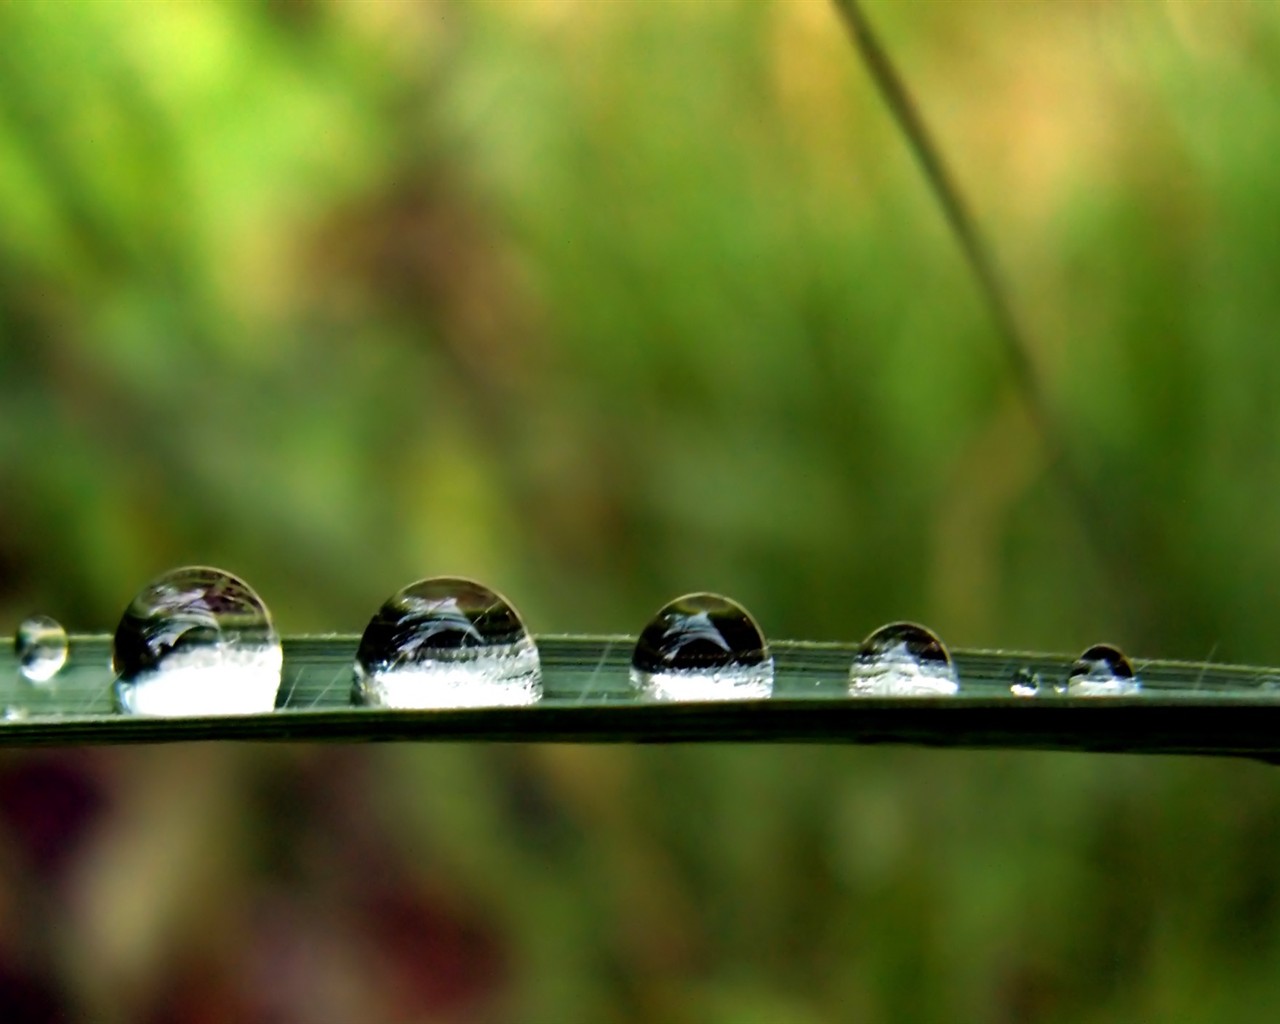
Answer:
[3,635,1280,758]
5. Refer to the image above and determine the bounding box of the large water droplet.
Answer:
[630,593,774,701]
[353,577,541,709]
[14,616,68,684]
[1066,643,1139,696]
[113,567,283,716]
[849,622,958,696]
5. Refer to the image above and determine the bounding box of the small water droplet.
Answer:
[3,706,28,722]
[353,577,541,709]
[1010,666,1042,697]
[630,593,774,701]
[1066,644,1139,696]
[113,567,283,716]
[849,622,958,696]
[14,616,68,684]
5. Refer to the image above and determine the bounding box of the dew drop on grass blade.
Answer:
[14,615,68,685]
[352,577,541,710]
[629,593,774,702]
[113,566,283,717]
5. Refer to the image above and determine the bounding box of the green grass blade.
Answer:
[3,635,1280,758]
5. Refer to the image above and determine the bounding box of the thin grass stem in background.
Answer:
[829,0,1154,628]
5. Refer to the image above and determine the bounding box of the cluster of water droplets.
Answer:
[7,566,1150,717]
[1004,644,1139,697]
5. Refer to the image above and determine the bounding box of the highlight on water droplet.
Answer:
[112,567,283,716]
[629,593,774,702]
[353,577,541,709]
[849,622,958,696]
[14,615,68,684]
[1066,643,1140,696]
[1010,667,1042,697]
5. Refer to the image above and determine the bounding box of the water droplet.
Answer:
[1066,643,1140,696]
[14,616,68,684]
[629,593,774,701]
[353,577,541,709]
[112,567,283,716]
[3,707,28,722]
[1010,666,1041,697]
[849,622,958,696]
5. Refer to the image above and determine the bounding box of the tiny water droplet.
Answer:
[3,706,28,722]
[849,622,958,696]
[1066,644,1140,696]
[14,616,68,684]
[630,593,774,701]
[353,577,541,709]
[113,567,283,716]
[1010,666,1041,697]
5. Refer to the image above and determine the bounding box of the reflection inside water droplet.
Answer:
[1066,643,1140,696]
[1010,667,1041,697]
[14,616,68,684]
[353,577,541,709]
[849,622,958,696]
[629,593,773,702]
[113,567,283,716]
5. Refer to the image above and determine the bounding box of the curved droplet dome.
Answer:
[353,577,541,709]
[113,567,283,716]
[1066,643,1140,696]
[849,622,958,696]
[630,593,774,701]
[14,615,68,684]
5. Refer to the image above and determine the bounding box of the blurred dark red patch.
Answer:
[0,754,105,878]
[0,958,67,1024]
[361,881,508,1017]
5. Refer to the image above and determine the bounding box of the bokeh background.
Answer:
[3,0,1280,1020]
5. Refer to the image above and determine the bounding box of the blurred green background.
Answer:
[3,0,1280,1020]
